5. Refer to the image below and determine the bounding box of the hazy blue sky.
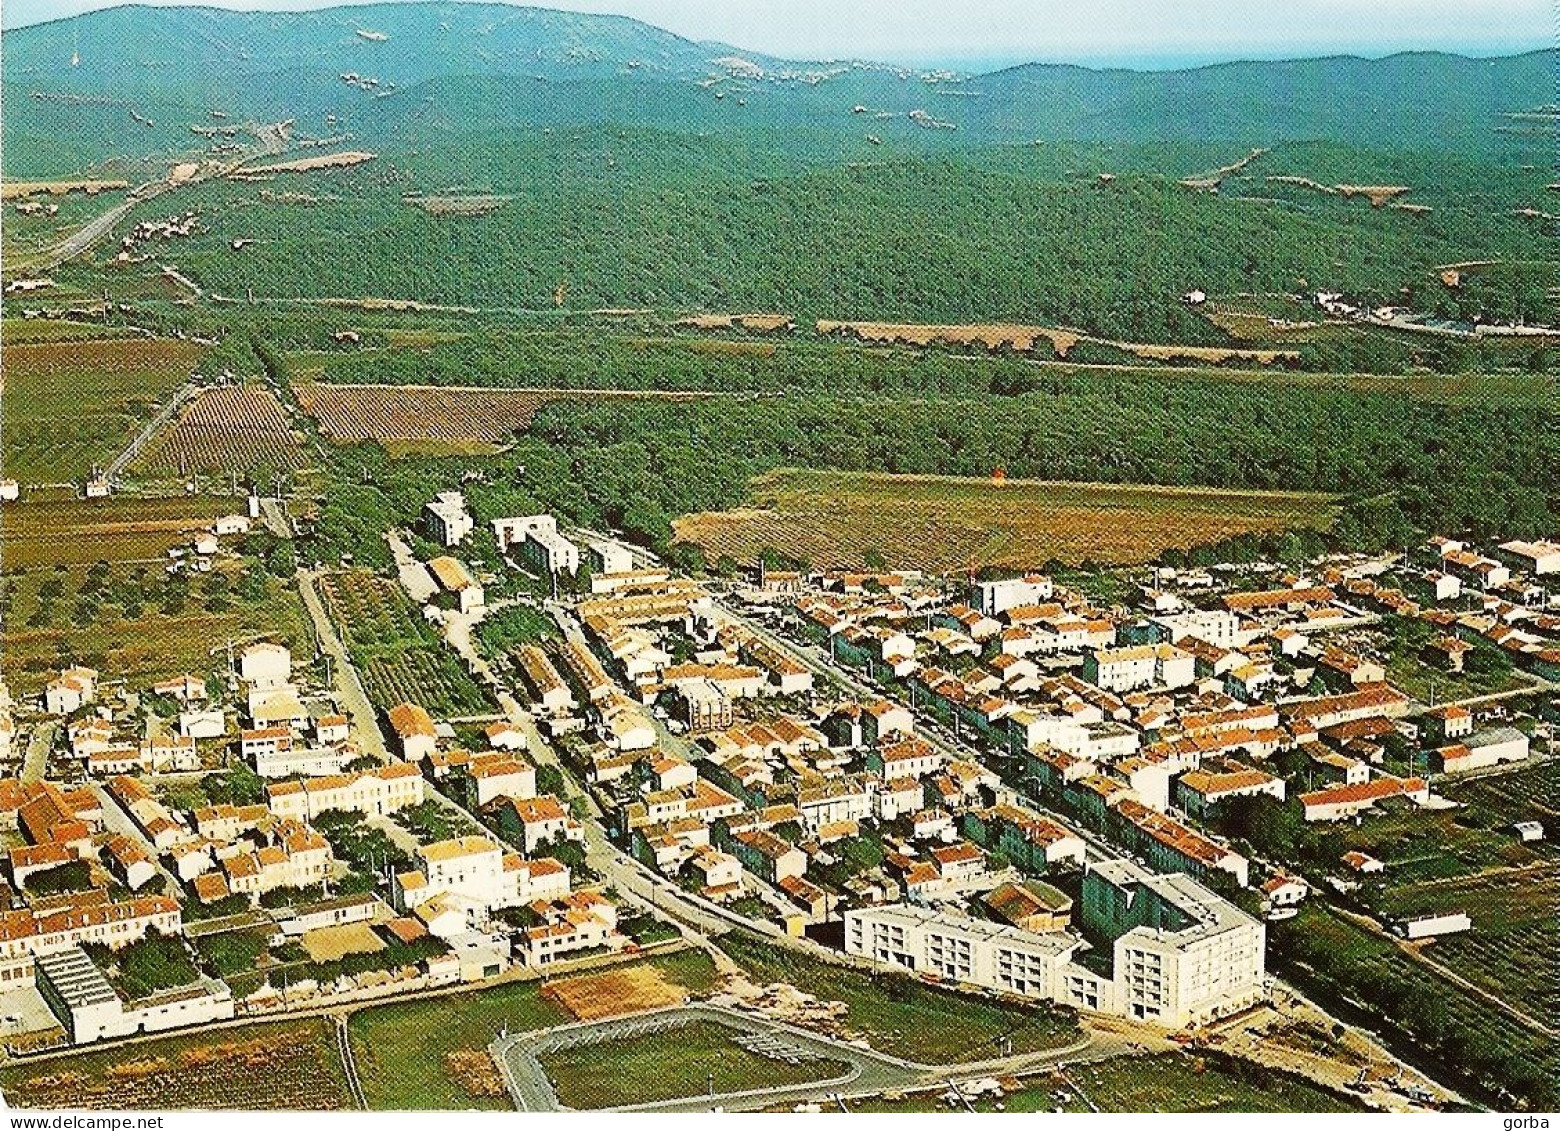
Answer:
[2,0,1550,67]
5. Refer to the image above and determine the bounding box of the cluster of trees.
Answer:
[300,359,1557,574]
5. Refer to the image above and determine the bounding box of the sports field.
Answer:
[346,949,717,1110]
[673,468,1337,572]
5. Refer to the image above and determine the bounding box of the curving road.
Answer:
[490,1002,1113,1113]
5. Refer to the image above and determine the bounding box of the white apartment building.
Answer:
[976,575,1055,616]
[846,858,1265,1030]
[424,491,474,546]
[1084,645,1196,693]
[845,904,1080,1000]
[1065,859,1266,1028]
[393,835,569,919]
[1148,609,1244,648]
[589,541,635,575]
[492,514,580,574]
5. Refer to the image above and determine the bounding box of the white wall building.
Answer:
[846,858,1266,1030]
[492,515,580,574]
[424,491,474,546]
[976,575,1055,616]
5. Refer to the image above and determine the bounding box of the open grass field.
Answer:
[718,934,1079,1065]
[347,949,716,1110]
[0,493,230,571]
[540,1018,847,1110]
[295,383,716,450]
[0,318,141,344]
[0,1018,350,1110]
[673,469,1338,572]
[0,559,313,694]
[134,384,308,477]
[1,337,203,483]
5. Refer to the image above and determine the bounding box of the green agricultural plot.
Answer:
[0,557,313,694]
[1377,865,1560,1023]
[0,337,203,484]
[675,468,1338,572]
[316,569,490,715]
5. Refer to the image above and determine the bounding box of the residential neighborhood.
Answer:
[1,494,1551,1114]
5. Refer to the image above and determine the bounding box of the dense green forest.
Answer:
[124,132,1554,340]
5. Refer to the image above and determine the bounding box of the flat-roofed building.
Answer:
[1066,858,1266,1028]
[846,904,1081,1001]
[424,491,473,547]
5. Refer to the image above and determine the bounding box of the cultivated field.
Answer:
[135,384,307,476]
[0,1019,351,1110]
[0,558,313,694]
[295,383,714,448]
[673,469,1338,572]
[816,319,1299,365]
[1,337,203,483]
[317,569,489,714]
[0,493,230,571]
[1379,865,1560,1022]
[1273,904,1560,1109]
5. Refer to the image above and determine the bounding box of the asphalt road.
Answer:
[491,1002,1115,1113]
[39,197,137,268]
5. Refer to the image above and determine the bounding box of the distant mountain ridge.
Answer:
[1,1,1552,175]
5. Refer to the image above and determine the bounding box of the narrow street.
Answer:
[20,720,57,785]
